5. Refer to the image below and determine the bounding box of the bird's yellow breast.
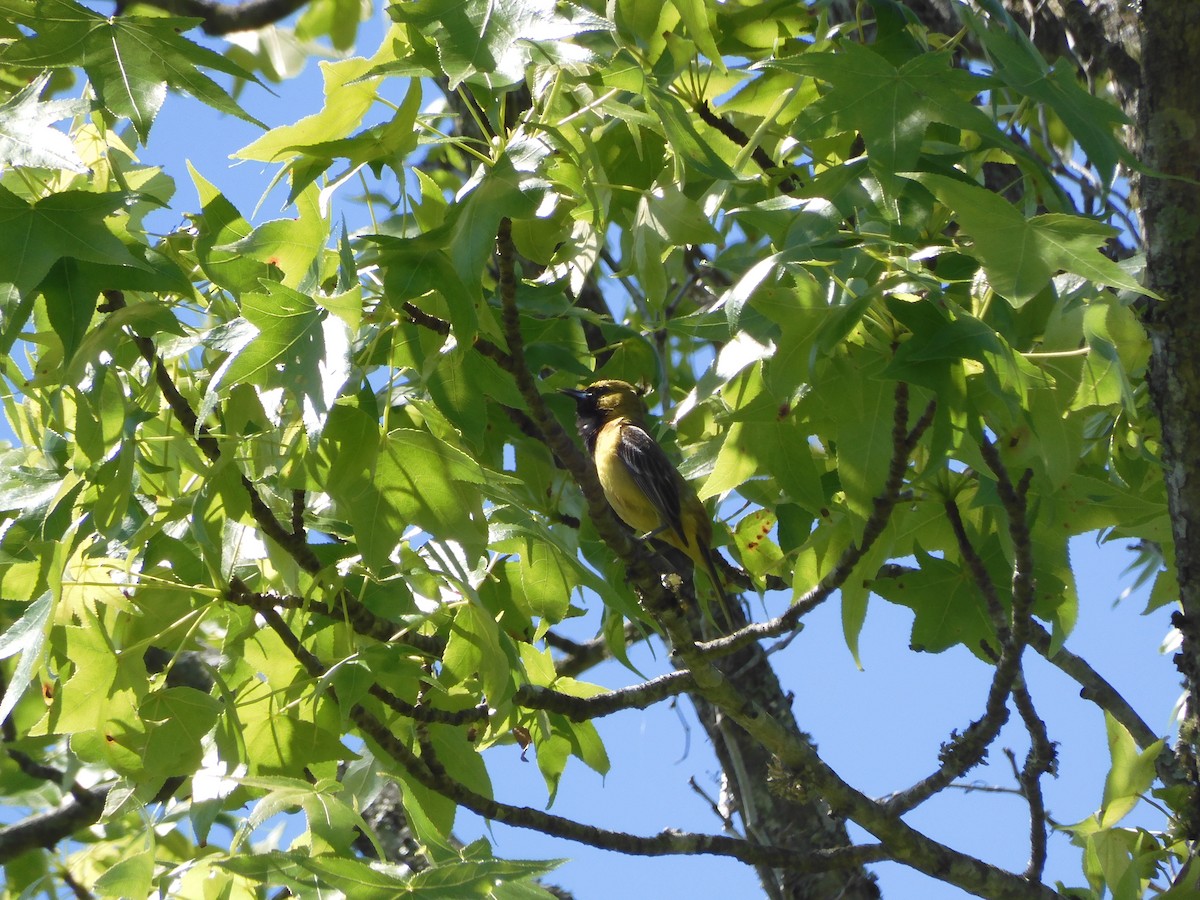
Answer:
[593,418,664,536]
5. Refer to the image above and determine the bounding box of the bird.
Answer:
[560,379,732,627]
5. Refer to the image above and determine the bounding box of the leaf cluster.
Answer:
[0,1,1176,898]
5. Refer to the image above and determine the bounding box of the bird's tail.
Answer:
[698,543,736,632]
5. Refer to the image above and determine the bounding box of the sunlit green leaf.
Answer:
[0,186,144,300]
[916,174,1149,305]
[0,73,89,172]
[389,0,610,89]
[0,0,262,140]
[872,548,997,656]
[1100,714,1163,827]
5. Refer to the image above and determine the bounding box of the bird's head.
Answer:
[559,379,649,422]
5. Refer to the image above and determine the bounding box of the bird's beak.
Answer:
[558,388,588,401]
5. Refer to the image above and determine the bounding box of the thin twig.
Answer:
[225,579,444,658]
[514,671,694,721]
[545,623,646,678]
[234,583,483,726]
[945,497,1009,642]
[401,301,514,368]
[249,581,856,870]
[1012,675,1056,883]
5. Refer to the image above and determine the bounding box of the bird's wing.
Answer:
[616,422,688,547]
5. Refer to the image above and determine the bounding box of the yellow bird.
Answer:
[560,379,732,626]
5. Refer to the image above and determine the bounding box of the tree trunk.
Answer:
[1138,0,1200,840]
[686,602,881,899]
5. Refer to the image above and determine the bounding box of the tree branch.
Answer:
[112,0,309,35]
[545,623,644,678]
[978,438,1036,647]
[882,643,1017,815]
[245,572,872,872]
[1012,674,1056,882]
[0,676,107,863]
[945,496,1008,642]
[1028,624,1160,751]
[668,624,1064,899]
[513,671,694,721]
[402,301,514,369]
[0,787,106,862]
[231,581,485,726]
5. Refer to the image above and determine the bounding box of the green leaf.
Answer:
[396,768,458,848]
[699,422,757,500]
[244,711,354,776]
[222,285,322,383]
[40,251,186,363]
[916,174,1150,305]
[668,0,723,72]
[390,0,611,89]
[533,731,571,803]
[236,56,383,162]
[219,849,411,899]
[210,282,352,440]
[216,186,327,289]
[189,165,278,295]
[374,237,478,342]
[0,0,263,141]
[732,509,784,584]
[872,548,997,657]
[777,43,1004,186]
[302,789,373,857]
[0,593,53,728]
[280,80,423,201]
[71,368,126,467]
[139,687,222,781]
[1100,714,1163,827]
[0,467,63,513]
[645,85,736,180]
[449,147,544,292]
[700,418,824,512]
[519,539,577,624]
[43,618,146,738]
[0,73,89,172]
[428,347,490,447]
[818,361,894,519]
[93,842,154,898]
[443,603,511,702]
[323,422,490,570]
[0,186,144,299]
[406,855,563,894]
[640,184,722,246]
[385,429,488,545]
[970,11,1127,186]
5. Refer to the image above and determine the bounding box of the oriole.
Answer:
[561,379,731,626]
